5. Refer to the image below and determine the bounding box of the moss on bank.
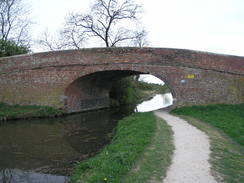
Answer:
[71,112,173,183]
[0,102,63,120]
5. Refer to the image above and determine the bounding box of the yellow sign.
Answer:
[186,74,195,79]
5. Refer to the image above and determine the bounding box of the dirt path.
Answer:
[154,110,217,183]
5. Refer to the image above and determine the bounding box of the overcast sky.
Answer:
[30,0,244,56]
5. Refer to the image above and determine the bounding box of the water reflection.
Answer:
[0,109,124,180]
[0,93,172,182]
[0,169,69,183]
[135,93,173,112]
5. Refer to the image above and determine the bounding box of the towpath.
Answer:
[154,110,217,183]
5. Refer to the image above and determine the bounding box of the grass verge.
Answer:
[71,112,173,183]
[122,115,174,183]
[171,104,244,145]
[171,104,244,183]
[0,102,63,120]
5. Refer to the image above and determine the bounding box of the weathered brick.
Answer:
[0,47,243,113]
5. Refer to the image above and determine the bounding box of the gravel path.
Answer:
[154,110,217,183]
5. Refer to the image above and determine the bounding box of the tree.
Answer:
[0,0,31,47]
[61,0,146,48]
[131,28,149,47]
[39,30,65,51]
[0,39,29,57]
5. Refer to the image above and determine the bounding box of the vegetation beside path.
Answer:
[122,115,173,183]
[172,104,244,145]
[172,104,244,183]
[110,76,169,107]
[0,102,63,121]
[72,112,173,183]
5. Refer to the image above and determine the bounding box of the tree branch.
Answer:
[60,0,145,48]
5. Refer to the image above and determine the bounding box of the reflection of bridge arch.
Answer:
[0,47,243,113]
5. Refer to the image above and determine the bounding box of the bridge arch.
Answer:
[63,69,175,113]
[0,47,243,113]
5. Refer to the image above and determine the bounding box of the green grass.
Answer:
[0,102,63,120]
[71,112,161,183]
[171,104,244,183]
[122,116,174,183]
[171,104,244,145]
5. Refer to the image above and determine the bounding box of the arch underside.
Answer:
[64,70,144,113]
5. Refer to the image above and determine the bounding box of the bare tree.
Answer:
[39,27,88,51]
[39,30,64,51]
[131,28,149,47]
[0,0,31,47]
[63,0,144,48]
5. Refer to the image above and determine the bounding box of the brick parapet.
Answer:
[0,48,243,75]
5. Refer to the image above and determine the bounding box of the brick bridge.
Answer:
[0,47,243,113]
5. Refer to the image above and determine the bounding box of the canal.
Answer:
[0,93,173,183]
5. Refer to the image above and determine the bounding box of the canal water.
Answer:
[136,93,173,112]
[0,93,173,183]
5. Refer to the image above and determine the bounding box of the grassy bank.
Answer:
[171,104,244,183]
[0,102,63,120]
[123,115,174,183]
[72,112,173,183]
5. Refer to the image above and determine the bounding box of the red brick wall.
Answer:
[0,47,243,112]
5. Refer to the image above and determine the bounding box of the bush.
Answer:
[110,77,140,106]
[109,76,169,106]
[0,39,29,57]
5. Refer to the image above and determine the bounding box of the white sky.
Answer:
[29,0,244,56]
[139,74,164,85]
